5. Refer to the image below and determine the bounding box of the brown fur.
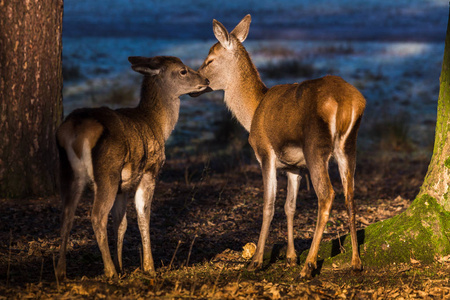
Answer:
[55,56,209,280]
[197,15,366,278]
[57,118,104,159]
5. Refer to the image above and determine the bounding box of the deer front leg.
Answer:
[300,155,335,279]
[248,156,277,271]
[112,193,128,274]
[285,171,301,267]
[135,173,156,275]
[92,178,119,278]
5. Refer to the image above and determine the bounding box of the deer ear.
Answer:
[131,64,160,76]
[129,56,162,76]
[128,56,147,65]
[231,14,251,43]
[213,19,232,50]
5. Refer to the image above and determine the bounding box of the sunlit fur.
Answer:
[197,15,366,278]
[55,56,209,280]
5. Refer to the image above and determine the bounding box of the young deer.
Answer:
[194,15,366,278]
[55,56,209,279]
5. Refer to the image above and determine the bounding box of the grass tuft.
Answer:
[367,111,413,152]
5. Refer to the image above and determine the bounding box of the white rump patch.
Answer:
[334,107,356,195]
[340,107,356,148]
[65,138,94,183]
[329,109,337,140]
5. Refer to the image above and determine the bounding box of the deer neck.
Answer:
[224,51,267,132]
[138,78,180,142]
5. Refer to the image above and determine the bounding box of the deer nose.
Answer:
[205,78,210,85]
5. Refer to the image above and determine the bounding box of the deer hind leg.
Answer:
[300,152,335,279]
[248,154,277,271]
[285,170,301,267]
[135,173,156,275]
[334,125,363,272]
[91,176,120,278]
[112,193,128,274]
[56,146,88,280]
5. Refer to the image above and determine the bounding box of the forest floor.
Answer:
[1,137,450,299]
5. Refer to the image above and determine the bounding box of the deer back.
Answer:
[249,76,366,165]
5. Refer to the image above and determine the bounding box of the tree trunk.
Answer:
[306,5,450,268]
[0,0,64,198]
[419,9,450,212]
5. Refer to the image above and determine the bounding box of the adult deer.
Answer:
[194,15,366,278]
[55,56,209,279]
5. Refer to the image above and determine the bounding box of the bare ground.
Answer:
[1,145,450,299]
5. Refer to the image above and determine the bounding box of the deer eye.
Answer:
[180,69,188,76]
[205,59,214,66]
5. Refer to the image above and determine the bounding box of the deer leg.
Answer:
[112,193,128,274]
[91,178,119,278]
[135,173,156,275]
[300,154,335,279]
[285,170,301,267]
[56,148,86,281]
[56,177,85,280]
[248,155,277,271]
[335,142,362,271]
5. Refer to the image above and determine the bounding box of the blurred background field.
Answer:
[62,0,448,159]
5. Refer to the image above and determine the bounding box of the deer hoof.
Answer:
[285,257,297,268]
[299,262,315,279]
[247,261,262,271]
[352,258,363,272]
[352,263,363,272]
[104,268,118,279]
[145,268,156,277]
[55,262,67,282]
[55,270,66,282]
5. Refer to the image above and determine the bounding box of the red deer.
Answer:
[194,15,365,278]
[55,56,209,279]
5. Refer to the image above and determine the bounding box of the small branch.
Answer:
[139,245,143,271]
[212,265,225,296]
[305,174,311,192]
[169,240,182,270]
[7,229,12,287]
[39,258,44,283]
[53,254,60,292]
[186,235,197,267]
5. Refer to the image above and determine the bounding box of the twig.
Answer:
[53,254,60,292]
[7,229,12,287]
[216,180,228,207]
[190,272,198,296]
[212,265,225,295]
[337,231,346,253]
[139,245,143,271]
[186,235,197,267]
[409,271,417,288]
[39,258,44,283]
[305,174,311,192]
[169,240,182,270]
[232,271,243,296]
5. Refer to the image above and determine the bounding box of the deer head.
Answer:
[197,14,252,91]
[129,56,209,96]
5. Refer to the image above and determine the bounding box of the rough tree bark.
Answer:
[313,6,450,268]
[0,0,64,198]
